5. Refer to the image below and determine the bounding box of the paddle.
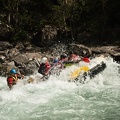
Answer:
[33,57,40,67]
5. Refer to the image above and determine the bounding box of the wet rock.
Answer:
[0,55,5,63]
[0,41,119,77]
[12,54,29,65]
[25,52,41,61]
[90,46,120,63]
[67,44,92,57]
[0,41,13,50]
[5,48,20,59]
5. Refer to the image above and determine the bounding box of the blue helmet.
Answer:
[10,69,17,74]
[53,59,58,63]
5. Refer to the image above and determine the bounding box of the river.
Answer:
[0,57,120,120]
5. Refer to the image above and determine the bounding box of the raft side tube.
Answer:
[74,62,106,83]
[88,62,106,78]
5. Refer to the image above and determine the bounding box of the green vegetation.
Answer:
[0,0,120,44]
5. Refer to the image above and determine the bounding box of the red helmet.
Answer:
[83,57,90,63]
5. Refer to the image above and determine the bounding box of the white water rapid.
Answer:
[0,57,120,120]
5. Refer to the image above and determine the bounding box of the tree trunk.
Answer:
[62,0,67,30]
[8,13,11,25]
[101,0,107,41]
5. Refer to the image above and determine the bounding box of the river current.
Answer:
[0,57,120,120]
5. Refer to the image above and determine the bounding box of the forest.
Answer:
[0,0,120,46]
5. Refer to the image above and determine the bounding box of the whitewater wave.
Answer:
[0,57,120,120]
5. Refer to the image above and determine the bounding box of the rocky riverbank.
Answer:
[0,41,119,77]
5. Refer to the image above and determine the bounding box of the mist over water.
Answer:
[0,57,120,120]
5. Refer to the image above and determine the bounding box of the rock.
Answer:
[12,54,29,64]
[23,60,38,75]
[0,55,6,63]
[14,43,25,52]
[91,46,120,63]
[0,41,12,50]
[67,44,92,57]
[25,52,42,61]
[0,65,17,76]
[0,41,119,77]
[5,48,20,59]
[7,61,15,66]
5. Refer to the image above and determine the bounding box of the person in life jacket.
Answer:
[68,51,81,62]
[58,54,68,68]
[53,59,59,63]
[7,69,24,90]
[52,57,64,70]
[38,57,51,75]
[59,54,68,63]
[81,50,90,63]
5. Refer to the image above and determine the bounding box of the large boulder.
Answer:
[12,54,29,65]
[19,60,38,76]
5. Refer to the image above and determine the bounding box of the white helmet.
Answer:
[41,57,47,63]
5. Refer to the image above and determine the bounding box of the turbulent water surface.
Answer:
[0,57,120,120]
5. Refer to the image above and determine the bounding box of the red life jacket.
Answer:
[7,74,18,86]
[38,63,51,75]
[45,63,51,73]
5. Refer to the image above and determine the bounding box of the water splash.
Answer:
[0,57,120,120]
